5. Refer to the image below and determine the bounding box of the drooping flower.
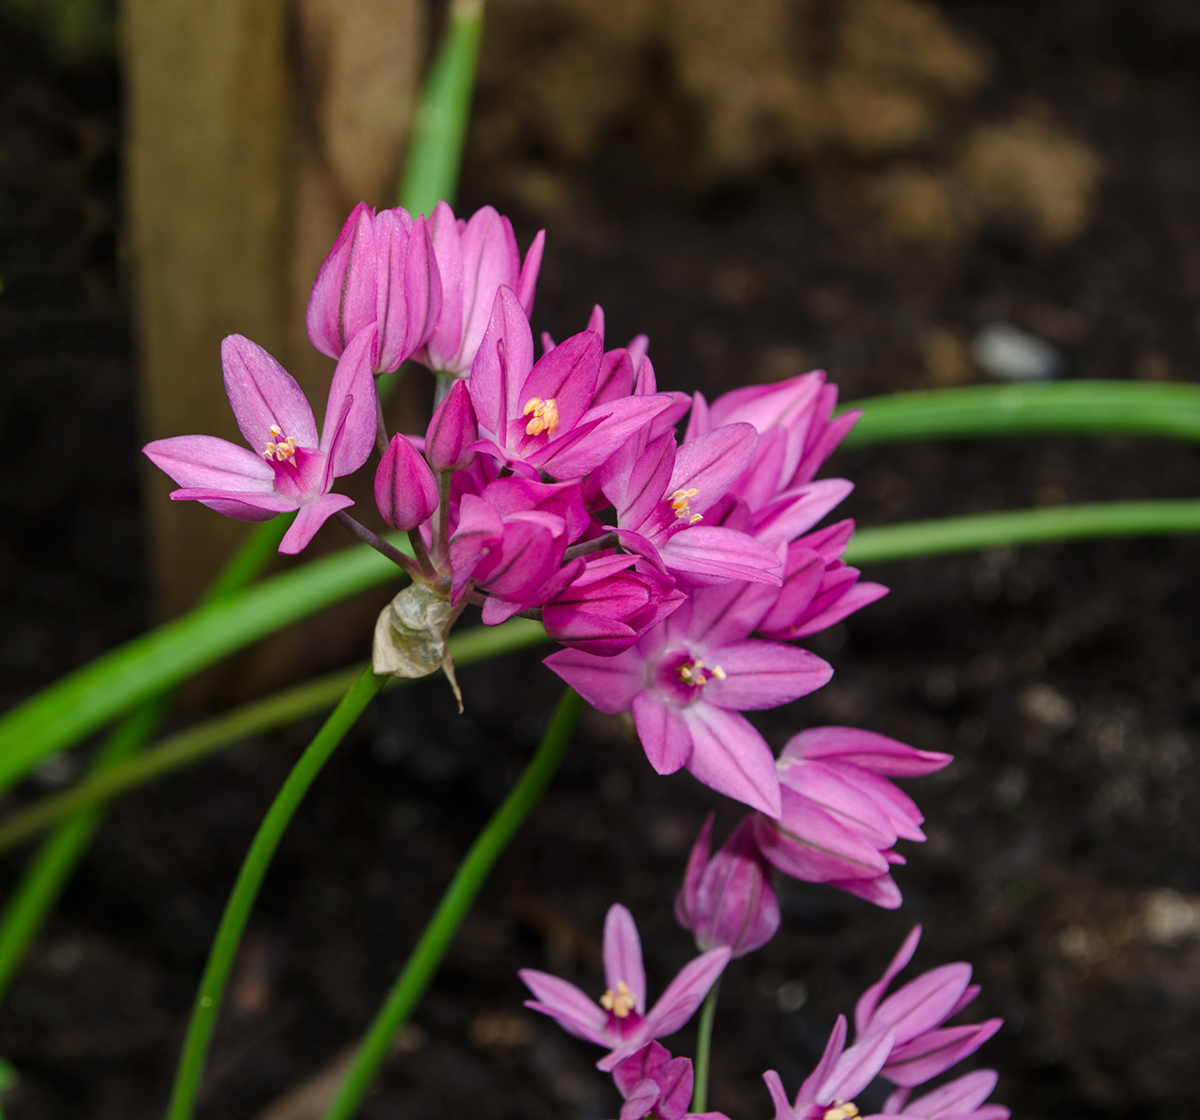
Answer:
[752,727,952,908]
[854,927,1003,1088]
[467,287,674,480]
[306,202,442,373]
[143,330,376,554]
[414,202,545,377]
[613,1042,732,1120]
[520,903,730,1072]
[546,581,833,816]
[675,813,780,959]
[763,1015,897,1120]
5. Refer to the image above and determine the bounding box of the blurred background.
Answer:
[2,0,1200,1116]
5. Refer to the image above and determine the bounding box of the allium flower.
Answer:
[763,1015,897,1120]
[306,202,441,373]
[143,330,376,554]
[546,582,833,815]
[468,287,673,479]
[752,728,952,907]
[613,1042,731,1120]
[675,813,780,958]
[520,903,730,1072]
[414,202,545,377]
[855,927,1002,1088]
[879,1070,1009,1120]
[424,377,478,471]
[375,434,438,532]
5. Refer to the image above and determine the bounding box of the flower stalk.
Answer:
[691,978,721,1114]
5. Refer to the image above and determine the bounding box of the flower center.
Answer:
[678,657,726,687]
[670,488,703,524]
[823,1103,859,1120]
[262,424,299,465]
[600,980,636,1018]
[523,396,561,437]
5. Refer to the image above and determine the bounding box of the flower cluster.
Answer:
[145,198,947,906]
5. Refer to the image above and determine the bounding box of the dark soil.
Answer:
[2,3,1200,1119]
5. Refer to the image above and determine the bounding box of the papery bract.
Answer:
[520,904,730,1072]
[143,330,376,554]
[675,813,780,958]
[546,581,833,816]
[414,202,545,377]
[306,202,442,372]
[375,434,439,532]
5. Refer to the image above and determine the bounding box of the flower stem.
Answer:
[564,531,619,561]
[374,381,391,458]
[691,977,721,1114]
[320,687,584,1120]
[166,666,385,1120]
[334,510,422,579]
[0,620,548,858]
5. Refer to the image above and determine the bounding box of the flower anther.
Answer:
[523,396,561,436]
[823,1102,859,1120]
[670,487,703,524]
[601,980,637,1018]
[262,424,300,465]
[678,658,726,687]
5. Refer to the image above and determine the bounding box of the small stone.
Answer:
[973,322,1063,381]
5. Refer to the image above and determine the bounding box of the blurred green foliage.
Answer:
[3,0,116,65]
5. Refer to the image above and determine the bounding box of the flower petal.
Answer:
[682,704,781,817]
[144,434,275,491]
[632,692,694,774]
[519,969,611,1046]
[222,334,318,452]
[702,640,833,711]
[278,492,354,554]
[642,946,730,1040]
[604,904,647,1012]
[544,645,648,713]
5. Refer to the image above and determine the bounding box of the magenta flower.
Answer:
[675,813,780,958]
[545,582,833,815]
[542,554,686,657]
[143,330,376,554]
[855,927,1003,1088]
[467,287,673,479]
[613,1042,731,1120]
[598,423,787,588]
[306,202,441,373]
[763,1015,897,1120]
[520,903,730,1072]
[752,728,952,908]
[414,202,545,377]
[878,1070,1009,1120]
[758,521,888,641]
[424,377,478,471]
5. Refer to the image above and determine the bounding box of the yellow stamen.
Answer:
[523,396,561,436]
[823,1103,860,1120]
[262,427,299,464]
[670,487,700,521]
[679,659,725,686]
[600,980,636,1018]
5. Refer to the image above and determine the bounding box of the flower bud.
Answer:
[425,378,477,471]
[375,434,439,531]
[674,813,780,959]
[306,202,377,360]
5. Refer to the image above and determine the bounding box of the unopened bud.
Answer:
[375,434,439,531]
[425,377,477,471]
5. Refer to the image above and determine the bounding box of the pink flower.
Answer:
[414,202,545,377]
[876,1070,1009,1120]
[468,287,673,479]
[542,554,686,657]
[675,813,780,958]
[375,434,438,532]
[424,377,478,471]
[545,582,833,816]
[855,927,1003,1088]
[306,202,441,373]
[757,521,888,641]
[613,1042,732,1120]
[520,904,730,1072]
[763,1015,897,1120]
[753,728,952,908]
[143,330,376,554]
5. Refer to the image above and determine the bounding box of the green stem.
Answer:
[398,0,484,215]
[321,687,584,1120]
[843,381,1200,447]
[844,499,1200,565]
[691,977,721,1114]
[166,667,386,1120]
[0,619,548,857]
